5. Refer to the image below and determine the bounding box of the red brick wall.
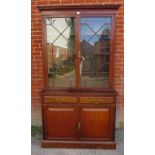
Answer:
[31,0,124,127]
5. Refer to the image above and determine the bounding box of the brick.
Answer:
[85,0,96,3]
[48,1,60,4]
[32,31,42,35]
[33,40,42,44]
[31,1,37,6]
[61,0,73,4]
[37,1,48,5]
[31,5,37,10]
[97,0,110,2]
[31,10,37,15]
[31,35,41,40]
[31,18,37,22]
[32,15,41,19]
[118,11,124,16]
[110,0,123,2]
[73,0,84,3]
[33,47,43,51]
[32,23,42,28]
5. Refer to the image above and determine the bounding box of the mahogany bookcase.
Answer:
[38,4,119,149]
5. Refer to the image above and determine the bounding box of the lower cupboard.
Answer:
[42,104,116,148]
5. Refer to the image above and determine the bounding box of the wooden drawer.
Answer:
[79,97,114,104]
[44,96,77,104]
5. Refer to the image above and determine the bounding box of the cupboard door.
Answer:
[80,106,114,140]
[45,105,78,140]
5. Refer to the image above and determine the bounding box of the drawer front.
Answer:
[44,96,77,104]
[79,97,114,104]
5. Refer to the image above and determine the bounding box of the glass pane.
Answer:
[80,17,111,88]
[46,17,76,87]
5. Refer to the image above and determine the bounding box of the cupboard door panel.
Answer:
[46,106,78,140]
[80,106,113,140]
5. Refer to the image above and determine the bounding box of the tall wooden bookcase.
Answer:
[38,5,119,149]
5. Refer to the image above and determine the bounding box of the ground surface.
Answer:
[31,129,123,155]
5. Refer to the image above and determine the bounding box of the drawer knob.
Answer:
[94,99,102,104]
[94,101,99,104]
[98,99,102,102]
[59,98,65,103]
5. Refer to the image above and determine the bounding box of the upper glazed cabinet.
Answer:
[41,8,116,89]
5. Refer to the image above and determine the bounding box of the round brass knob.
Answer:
[98,99,102,102]
[94,101,99,104]
[57,99,64,104]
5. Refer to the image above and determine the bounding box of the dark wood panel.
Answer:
[80,106,113,140]
[44,96,77,103]
[38,4,120,11]
[79,97,114,104]
[42,140,116,149]
[45,105,78,140]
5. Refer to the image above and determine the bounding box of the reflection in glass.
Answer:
[80,17,111,87]
[46,18,76,87]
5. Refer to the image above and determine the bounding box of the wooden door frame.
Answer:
[39,5,119,90]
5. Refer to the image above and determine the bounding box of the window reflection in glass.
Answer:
[80,17,111,87]
[46,17,76,87]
